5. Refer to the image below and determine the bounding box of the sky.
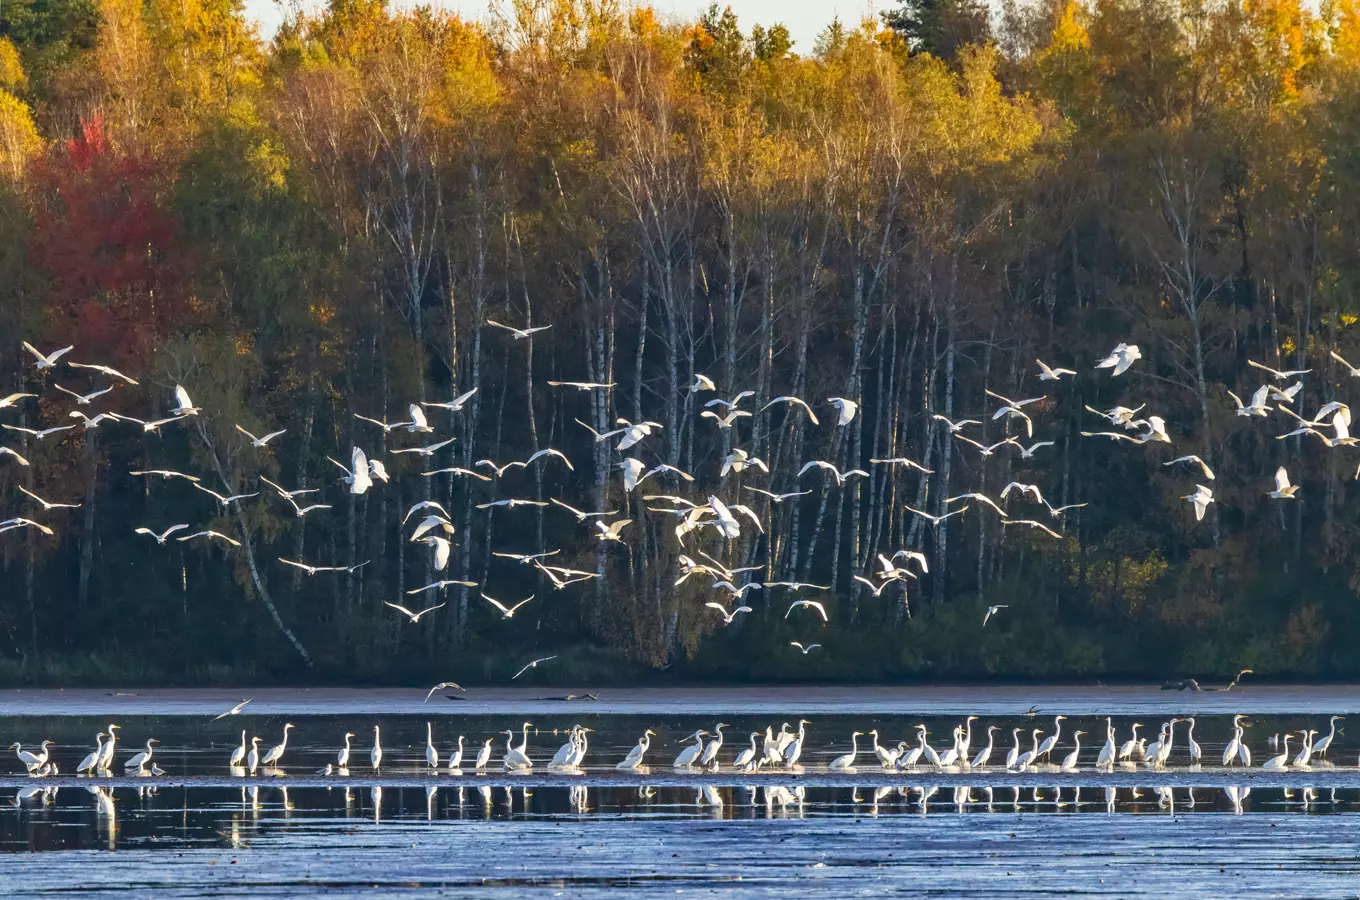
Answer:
[242,0,889,53]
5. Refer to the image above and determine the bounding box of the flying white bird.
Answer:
[1182,484,1214,521]
[711,579,762,600]
[827,397,858,425]
[874,554,917,581]
[0,392,36,408]
[720,448,768,476]
[688,373,716,392]
[945,492,1007,516]
[1035,360,1076,381]
[420,387,479,411]
[999,482,1045,504]
[1095,342,1141,376]
[618,458,644,492]
[785,599,829,623]
[171,385,200,416]
[486,319,552,339]
[177,530,242,547]
[259,477,318,500]
[493,549,561,565]
[67,362,137,384]
[18,486,80,511]
[763,396,820,424]
[422,465,492,481]
[766,580,832,591]
[53,383,114,405]
[705,602,752,625]
[549,498,617,521]
[703,391,755,411]
[576,417,662,451]
[278,558,365,575]
[956,435,1018,457]
[404,404,433,433]
[1013,440,1055,459]
[595,519,632,542]
[480,593,535,618]
[1044,501,1088,518]
[1084,403,1147,429]
[423,681,465,702]
[983,604,1008,626]
[1163,455,1215,480]
[129,468,200,482]
[797,460,867,485]
[234,425,287,447]
[700,408,751,429]
[403,500,450,524]
[476,498,548,510]
[21,342,73,370]
[904,505,967,526]
[0,517,54,535]
[69,411,116,429]
[135,524,190,544]
[384,601,446,623]
[2,423,75,440]
[1247,359,1311,381]
[743,486,811,503]
[212,699,252,720]
[790,641,822,655]
[354,413,408,433]
[0,446,30,466]
[523,448,575,471]
[422,535,452,571]
[1227,385,1272,417]
[638,463,693,487]
[390,437,456,457]
[407,579,478,595]
[512,655,558,679]
[1329,349,1360,377]
[853,575,902,597]
[546,380,614,390]
[1267,466,1299,499]
[869,456,933,472]
[1001,519,1063,539]
[1269,381,1303,405]
[408,515,454,542]
[931,414,981,433]
[193,484,260,507]
[283,496,331,517]
[707,496,741,539]
[329,447,373,495]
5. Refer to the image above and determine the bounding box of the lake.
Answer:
[3,686,1360,897]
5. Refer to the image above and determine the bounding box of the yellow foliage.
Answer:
[0,39,27,94]
[0,89,41,182]
[1051,0,1092,52]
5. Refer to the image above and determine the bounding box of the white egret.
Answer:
[828,732,863,770]
[1164,455,1215,480]
[17,486,80,511]
[1060,731,1086,771]
[1269,381,1302,404]
[673,730,709,767]
[1095,342,1141,375]
[422,681,464,703]
[700,724,728,767]
[688,374,716,392]
[2,423,76,440]
[67,361,137,384]
[77,734,107,774]
[213,699,253,720]
[789,641,822,655]
[705,602,752,625]
[370,726,383,770]
[480,593,535,619]
[971,725,1000,768]
[784,720,810,768]
[9,741,50,772]
[549,726,581,768]
[931,414,981,433]
[383,601,446,623]
[474,738,493,770]
[261,724,294,767]
[1185,717,1202,763]
[1262,734,1292,769]
[785,599,828,623]
[513,655,558,679]
[228,731,248,767]
[234,425,286,447]
[1096,718,1116,767]
[732,732,760,770]
[426,723,439,769]
[448,736,465,769]
[595,519,632,542]
[21,342,73,370]
[1268,466,1299,499]
[124,738,159,771]
[1036,359,1076,381]
[0,446,31,466]
[476,498,548,510]
[1227,385,1272,417]
[797,460,868,486]
[53,383,113,405]
[1313,716,1343,758]
[170,385,200,416]
[135,524,189,545]
[98,725,119,769]
[700,408,751,429]
[983,605,1008,626]
[177,530,241,548]
[762,396,820,424]
[0,392,36,407]
[420,387,478,411]
[326,447,373,495]
[1294,730,1317,767]
[422,535,452,571]
[1002,519,1064,539]
[1005,727,1022,769]
[391,438,455,457]
[486,318,551,339]
[546,380,614,391]
[826,397,858,425]
[1247,359,1311,381]
[904,504,968,526]
[335,732,354,767]
[408,515,454,542]
[1015,730,1043,770]
[617,730,655,770]
[548,498,617,520]
[1182,484,1214,521]
[1120,723,1142,762]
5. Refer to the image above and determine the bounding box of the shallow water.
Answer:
[4,687,1360,896]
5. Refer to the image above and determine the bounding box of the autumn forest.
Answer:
[0,0,1358,684]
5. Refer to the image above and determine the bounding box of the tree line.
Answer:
[0,0,1358,683]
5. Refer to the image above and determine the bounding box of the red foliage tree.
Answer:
[27,116,194,367]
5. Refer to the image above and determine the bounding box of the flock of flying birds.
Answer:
[0,333,1353,672]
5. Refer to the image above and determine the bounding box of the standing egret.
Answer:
[228,731,247,768]
[474,738,493,771]
[1036,716,1066,762]
[1312,716,1343,758]
[448,736,465,770]
[732,732,760,771]
[1119,723,1142,762]
[1223,716,1243,767]
[1155,719,1179,768]
[504,722,533,770]
[828,732,863,770]
[617,730,655,770]
[1294,730,1317,768]
[1005,728,1023,770]
[9,742,49,772]
[1015,730,1043,770]
[77,735,107,775]
[246,736,262,772]
[1262,734,1292,770]
[124,739,159,772]
[371,726,383,771]
[870,730,897,768]
[549,726,581,768]
[673,730,708,768]
[1185,717,1202,764]
[971,726,1001,768]
[261,723,294,767]
[336,732,355,768]
[1061,732,1086,771]
[566,729,590,767]
[1096,718,1116,767]
[699,724,727,768]
[425,723,439,770]
[784,720,810,769]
